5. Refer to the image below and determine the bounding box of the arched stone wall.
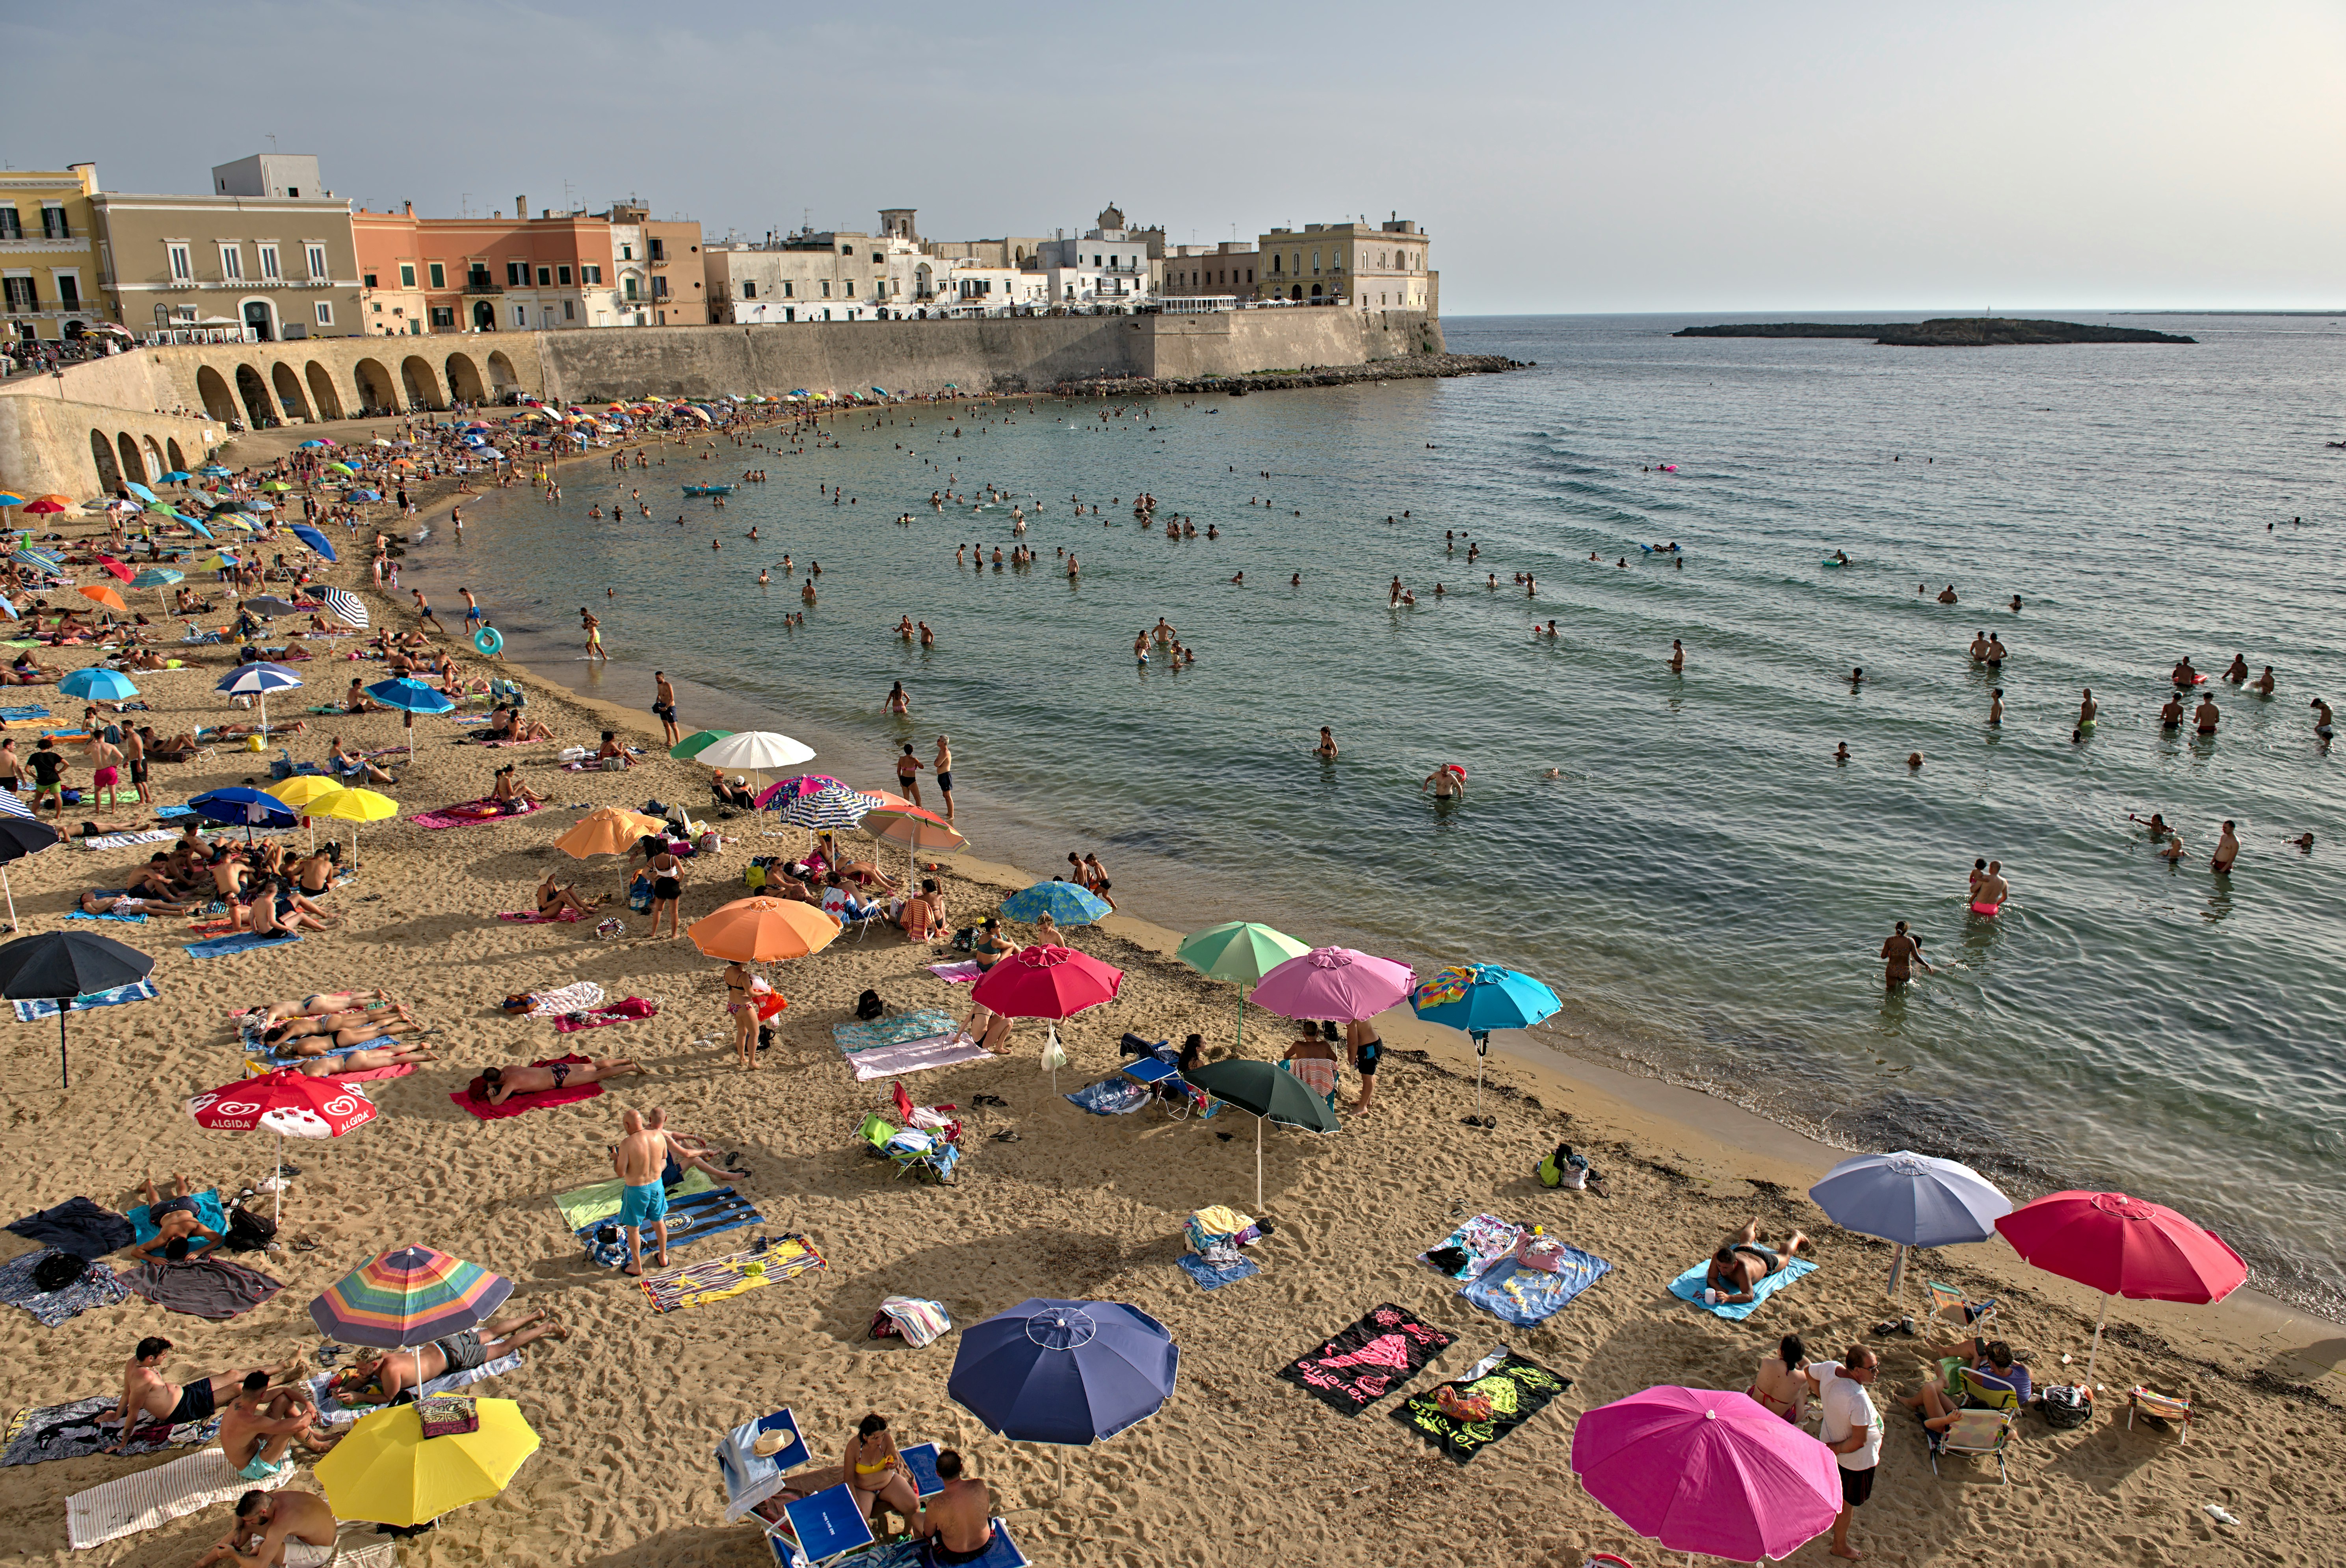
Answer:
[233,364,272,427]
[444,353,487,404]
[90,429,122,491]
[485,351,519,395]
[399,355,447,411]
[270,362,312,422]
[167,438,188,472]
[352,359,398,416]
[303,362,344,421]
[116,431,147,485]
[195,364,236,423]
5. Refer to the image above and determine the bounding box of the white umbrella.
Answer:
[216,661,304,740]
[696,730,815,791]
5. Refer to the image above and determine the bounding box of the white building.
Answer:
[1032,204,1153,308]
[706,212,933,323]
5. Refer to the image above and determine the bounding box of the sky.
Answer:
[7,0,2343,315]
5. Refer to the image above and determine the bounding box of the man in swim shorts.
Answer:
[2211,820,2239,875]
[1972,860,2009,916]
[197,1488,336,1568]
[652,671,681,746]
[128,1172,224,1261]
[216,1370,336,1480]
[2194,694,2221,736]
[2313,698,2333,739]
[613,1107,670,1276]
[2158,693,2184,730]
[100,1339,301,1453]
[1704,1217,1810,1305]
[911,1449,998,1564]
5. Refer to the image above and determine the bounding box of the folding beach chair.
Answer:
[1926,1404,2016,1483]
[1926,1279,1997,1330]
[854,1113,960,1183]
[1115,1034,1222,1120]
[2126,1385,2194,1442]
[777,1484,874,1567]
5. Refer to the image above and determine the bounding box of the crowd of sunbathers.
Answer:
[236,989,439,1076]
[99,830,350,935]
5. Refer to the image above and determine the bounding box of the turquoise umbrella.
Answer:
[998,881,1112,929]
[1176,920,1310,1051]
[1409,963,1562,1122]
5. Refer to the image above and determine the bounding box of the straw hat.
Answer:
[752,1430,788,1458]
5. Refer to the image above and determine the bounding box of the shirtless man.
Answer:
[1985,634,2007,667]
[2194,693,2221,737]
[911,1449,998,1563]
[613,1107,669,1276]
[652,670,680,746]
[2157,693,2184,731]
[2315,698,2335,739]
[128,1172,224,1261]
[196,1488,338,1568]
[2212,819,2240,875]
[1987,689,2004,726]
[1972,860,2010,916]
[100,1338,297,1453]
[1967,632,1992,663]
[1881,920,1933,989]
[80,887,202,917]
[1420,765,1466,800]
[328,1308,568,1405]
[1703,1217,1810,1306]
[216,1370,335,1484]
[1935,584,1958,604]
[2076,687,2098,727]
[1669,639,1685,673]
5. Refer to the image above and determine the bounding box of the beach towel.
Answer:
[876,1296,953,1348]
[249,1055,413,1085]
[1416,1214,1524,1280]
[66,1445,296,1549]
[524,981,604,1018]
[1284,1054,1339,1103]
[451,1054,601,1120]
[0,1248,130,1327]
[1459,1251,1612,1326]
[305,1352,522,1428]
[1277,1304,1455,1415]
[126,1189,228,1258]
[1389,1349,1573,1465]
[640,1234,825,1314]
[1,1395,217,1468]
[184,931,301,959]
[579,1185,763,1265]
[117,1257,284,1319]
[842,1030,993,1081]
[65,907,147,923]
[833,1010,962,1052]
[496,907,585,923]
[74,828,177,851]
[7,1196,134,1258]
[12,979,158,1022]
[553,1169,716,1232]
[411,797,540,830]
[1065,1075,1153,1116]
[926,960,983,985]
[552,996,658,1032]
[1177,1253,1260,1291]
[1669,1256,1818,1319]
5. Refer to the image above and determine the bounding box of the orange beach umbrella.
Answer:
[553,807,664,861]
[688,895,841,963]
[78,583,128,613]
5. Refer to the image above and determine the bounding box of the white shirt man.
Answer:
[1807,1349,1883,1561]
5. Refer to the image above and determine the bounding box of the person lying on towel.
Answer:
[1703,1216,1811,1306]
[327,1308,571,1403]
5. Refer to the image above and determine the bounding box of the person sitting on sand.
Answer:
[216,1370,336,1483]
[898,877,947,942]
[1704,1218,1810,1305]
[486,704,554,743]
[538,871,600,916]
[329,736,396,784]
[100,1338,303,1454]
[195,1488,337,1568]
[594,730,634,768]
[1282,1023,1342,1104]
[842,1414,923,1531]
[80,887,202,917]
[909,1449,998,1563]
[493,764,544,809]
[326,1308,571,1404]
[343,679,385,715]
[712,771,759,809]
[292,847,342,895]
[474,1057,641,1106]
[644,1108,753,1183]
[813,832,900,892]
[249,877,336,936]
[819,871,885,923]
[1749,1333,1811,1422]
[127,1173,223,1261]
[293,1041,438,1077]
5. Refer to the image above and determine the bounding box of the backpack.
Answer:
[32,1250,84,1292]
[223,1203,278,1252]
[1536,1143,1591,1190]
[854,989,885,1022]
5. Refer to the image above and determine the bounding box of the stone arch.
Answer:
[166,438,188,472]
[233,363,272,426]
[90,429,122,492]
[1310,283,1323,299]
[1289,284,1302,301]
[471,299,495,332]
[485,351,519,396]
[117,432,148,485]
[195,363,237,423]
[444,352,486,404]
[303,361,344,421]
[144,436,167,478]
[399,355,446,411]
[270,361,313,422]
[352,358,397,416]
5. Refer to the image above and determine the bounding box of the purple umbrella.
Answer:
[1571,1386,1842,1563]
[1249,946,1415,1024]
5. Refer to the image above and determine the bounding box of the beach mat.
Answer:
[13,979,158,1022]
[247,1055,413,1085]
[1388,1349,1573,1465]
[926,960,982,984]
[67,1445,296,1549]
[0,1249,131,1328]
[2,1395,217,1468]
[525,981,604,1018]
[7,1196,134,1258]
[553,1169,714,1232]
[117,1257,284,1319]
[553,996,657,1032]
[1669,1256,1818,1319]
[834,1010,962,1052]
[579,1185,762,1265]
[74,829,176,852]
[66,907,146,923]
[127,1189,228,1259]
[1459,1250,1612,1326]
[1416,1214,1522,1280]
[306,1352,521,1428]
[639,1234,825,1314]
[1177,1253,1260,1291]
[184,931,301,959]
[452,1054,600,1120]
[837,1023,993,1081]
[411,797,541,830]
[1276,1304,1455,1415]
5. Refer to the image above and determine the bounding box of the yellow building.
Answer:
[1255,217,1432,311]
[1,165,110,342]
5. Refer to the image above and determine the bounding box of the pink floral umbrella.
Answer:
[1571,1386,1841,1563]
[1249,946,1415,1024]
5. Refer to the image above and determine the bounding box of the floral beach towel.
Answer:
[1276,1303,1454,1415]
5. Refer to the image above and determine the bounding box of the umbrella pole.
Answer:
[57,1000,70,1090]
[1255,1115,1264,1211]
[258,688,269,741]
[2084,1295,2108,1390]
[2,862,15,933]
[1887,1243,1907,1299]
[1236,983,1244,1055]
[274,1130,283,1224]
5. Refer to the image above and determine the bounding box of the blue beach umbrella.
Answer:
[198,464,232,477]
[124,481,158,503]
[1411,963,1562,1122]
[158,470,192,483]
[948,1299,1177,1490]
[290,524,337,561]
[130,568,185,589]
[60,667,139,704]
[998,881,1113,929]
[297,439,329,449]
[188,786,298,843]
[182,517,215,540]
[219,660,304,738]
[767,782,882,835]
[368,677,453,760]
[1809,1150,2014,1297]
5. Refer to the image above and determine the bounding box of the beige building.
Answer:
[91,160,361,350]
[2,164,110,342]
[642,216,708,326]
[1161,241,1259,302]
[1256,217,1431,310]
[705,212,931,322]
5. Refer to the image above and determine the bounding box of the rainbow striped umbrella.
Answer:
[309,1245,514,1348]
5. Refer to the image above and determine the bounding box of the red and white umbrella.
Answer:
[187,1069,379,1220]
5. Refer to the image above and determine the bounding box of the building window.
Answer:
[285,186,299,198]
[430,306,454,328]
[57,275,79,309]
[557,264,572,285]
[743,281,757,299]
[783,281,793,298]
[2,277,35,314]
[620,244,632,260]
[536,266,551,286]
[363,272,377,288]
[307,244,327,279]
[653,276,669,298]
[504,261,524,286]
[622,276,638,300]
[0,207,19,241]
[468,265,491,287]
[372,301,382,314]
[513,305,527,327]
[872,251,883,264]
[582,264,601,284]
[221,245,244,281]
[316,301,333,325]
[650,238,666,261]
[258,243,281,280]
[398,263,415,288]
[820,281,830,298]
[563,299,575,320]
[429,262,446,288]
[42,205,69,240]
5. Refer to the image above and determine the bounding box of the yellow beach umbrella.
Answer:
[309,786,399,868]
[554,806,663,860]
[270,773,346,853]
[314,1398,539,1528]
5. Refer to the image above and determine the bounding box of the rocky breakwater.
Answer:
[1055,351,1520,398]
[1675,318,2195,346]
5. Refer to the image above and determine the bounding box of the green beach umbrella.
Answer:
[669,728,734,762]
[1177,920,1310,1052]
[1186,1057,1340,1209]
[259,481,294,492]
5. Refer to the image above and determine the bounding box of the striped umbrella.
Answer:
[768,782,881,833]
[749,773,844,810]
[309,1245,514,1348]
[317,585,367,628]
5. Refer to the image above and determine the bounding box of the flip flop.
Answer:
[989,1129,1022,1143]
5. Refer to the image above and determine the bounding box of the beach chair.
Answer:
[1117,1050,1221,1121]
[2126,1385,2194,1442]
[1926,1280,1997,1330]
[855,1113,960,1184]
[1278,1055,1340,1111]
[1925,1404,2016,1484]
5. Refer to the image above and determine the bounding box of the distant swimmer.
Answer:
[1969,632,1993,662]
[2130,812,2172,837]
[1489,574,1500,590]
[2313,698,2335,738]
[1290,572,1301,587]
[2158,694,2184,730]
[2194,694,2220,736]
[1969,857,1987,897]
[801,580,818,605]
[1833,550,1851,565]
[1541,767,1564,780]
[1133,632,1149,661]
[1535,619,1558,639]
[2287,832,2314,853]
[2252,667,2275,697]
[1971,860,2009,916]
[1848,666,1864,688]
[2077,688,2098,727]
[2225,654,2250,684]
[1420,764,1467,801]
[1230,572,1244,585]
[1988,689,2004,725]
[1669,639,1684,673]
[2171,657,2201,687]
[2009,595,2023,612]
[758,568,769,586]
[1835,742,1850,764]
[1315,727,1338,760]
[1881,920,1934,989]
[1907,751,1925,769]
[1936,584,1959,604]
[2211,819,2240,875]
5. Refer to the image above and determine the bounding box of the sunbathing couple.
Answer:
[103,1339,331,1483]
[755,1414,1000,1564]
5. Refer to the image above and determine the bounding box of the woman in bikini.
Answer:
[723,960,758,1070]
[292,1042,439,1076]
[537,872,600,917]
[475,1057,641,1105]
[841,1414,922,1531]
[1748,1333,1810,1423]
[262,1009,425,1055]
[647,847,684,938]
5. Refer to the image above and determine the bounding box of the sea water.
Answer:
[410,312,2346,1316]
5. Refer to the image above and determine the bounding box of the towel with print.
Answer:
[1416,1214,1522,1280]
[1459,1250,1612,1326]
[0,1248,130,1328]
[1388,1350,1573,1465]
[1,1395,218,1468]
[1276,1304,1454,1415]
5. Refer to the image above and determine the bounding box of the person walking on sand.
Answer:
[933,735,955,821]
[612,1107,669,1277]
[1805,1346,1884,1561]
[1881,920,1933,989]
[647,845,684,938]
[652,671,680,747]
[580,607,606,662]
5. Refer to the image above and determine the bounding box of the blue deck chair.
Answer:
[777,1485,874,1566]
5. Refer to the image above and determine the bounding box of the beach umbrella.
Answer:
[554,806,664,864]
[199,464,233,476]
[0,815,63,934]
[1809,1151,2013,1298]
[158,470,192,483]
[124,481,158,503]
[1411,963,1560,1123]
[859,802,965,886]
[768,781,882,836]
[0,492,23,507]
[1253,946,1416,1026]
[948,1298,1177,1497]
[129,567,184,604]
[22,499,67,515]
[297,439,329,449]
[324,461,355,475]
[1186,1057,1340,1208]
[317,1399,539,1527]
[1571,1386,1842,1564]
[308,786,399,868]
[59,667,139,704]
[77,583,128,615]
[998,880,1113,931]
[217,659,303,738]
[181,516,215,540]
[1996,1191,2247,1387]
[970,944,1124,1091]
[1176,920,1310,1052]
[697,730,816,791]
[668,728,734,762]
[259,481,294,492]
[317,585,366,628]
[186,1069,378,1222]
[310,1244,514,1348]
[0,928,153,1088]
[187,785,297,843]
[748,772,842,809]
[366,677,453,760]
[290,523,337,561]
[241,594,303,618]
[688,895,840,962]
[95,556,136,583]
[269,773,344,853]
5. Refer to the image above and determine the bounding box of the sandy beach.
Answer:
[2,429,2340,1568]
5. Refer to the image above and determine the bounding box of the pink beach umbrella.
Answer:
[1571,1386,1841,1564]
[1995,1190,2246,1388]
[1248,946,1415,1024]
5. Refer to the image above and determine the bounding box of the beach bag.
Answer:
[744,864,766,891]
[696,831,720,855]
[502,992,537,1014]
[1537,1143,1591,1190]
[223,1203,277,1253]
[32,1250,84,1292]
[2040,1385,2093,1429]
[1514,1229,1569,1271]
[417,1395,479,1438]
[855,989,885,1022]
[951,927,975,951]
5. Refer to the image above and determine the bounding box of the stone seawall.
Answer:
[1049,351,1517,399]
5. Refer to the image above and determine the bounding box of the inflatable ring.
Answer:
[474,626,504,655]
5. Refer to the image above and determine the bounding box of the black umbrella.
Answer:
[0,814,62,934]
[0,930,154,1089]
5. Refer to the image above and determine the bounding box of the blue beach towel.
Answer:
[153,804,197,819]
[1176,1252,1260,1291]
[246,1035,394,1071]
[1065,1076,1152,1117]
[832,1010,959,1053]
[1668,1256,1818,1319]
[184,931,301,959]
[13,980,157,1022]
[127,1188,229,1258]
[1460,1250,1613,1326]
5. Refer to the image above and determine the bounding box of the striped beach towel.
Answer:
[13,980,157,1022]
[74,829,177,851]
[67,1447,297,1549]
[640,1234,825,1315]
